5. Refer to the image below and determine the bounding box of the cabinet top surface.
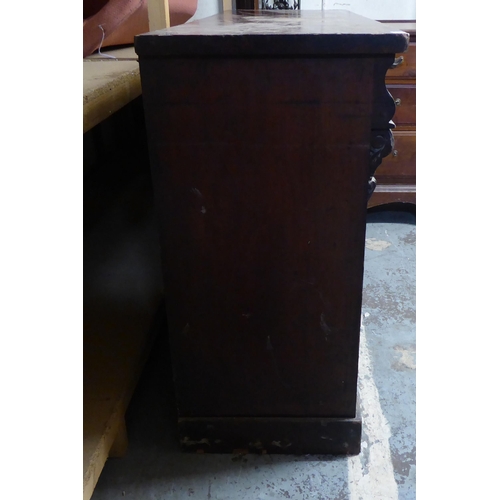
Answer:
[135,10,409,57]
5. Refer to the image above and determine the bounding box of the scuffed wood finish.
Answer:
[135,10,409,56]
[137,10,408,454]
[142,55,373,420]
[179,416,362,455]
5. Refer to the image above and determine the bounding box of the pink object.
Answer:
[83,0,198,57]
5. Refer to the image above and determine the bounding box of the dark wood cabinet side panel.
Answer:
[140,57,375,418]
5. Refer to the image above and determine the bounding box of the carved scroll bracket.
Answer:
[368,55,399,199]
[368,125,394,198]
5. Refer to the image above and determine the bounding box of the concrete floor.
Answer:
[91,208,416,500]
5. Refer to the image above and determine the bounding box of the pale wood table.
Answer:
[83,46,141,133]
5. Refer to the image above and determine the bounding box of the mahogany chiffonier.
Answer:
[369,21,416,208]
[135,10,408,455]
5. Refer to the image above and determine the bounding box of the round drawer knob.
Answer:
[393,150,399,157]
[394,98,402,106]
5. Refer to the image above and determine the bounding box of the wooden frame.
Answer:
[83,3,170,500]
[147,0,171,31]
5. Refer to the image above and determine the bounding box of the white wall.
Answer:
[301,0,416,20]
[190,0,416,21]
[189,0,222,21]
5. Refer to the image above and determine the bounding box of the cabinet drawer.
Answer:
[388,84,415,127]
[387,43,416,79]
[376,132,415,184]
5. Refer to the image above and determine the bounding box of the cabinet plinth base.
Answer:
[178,416,362,455]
